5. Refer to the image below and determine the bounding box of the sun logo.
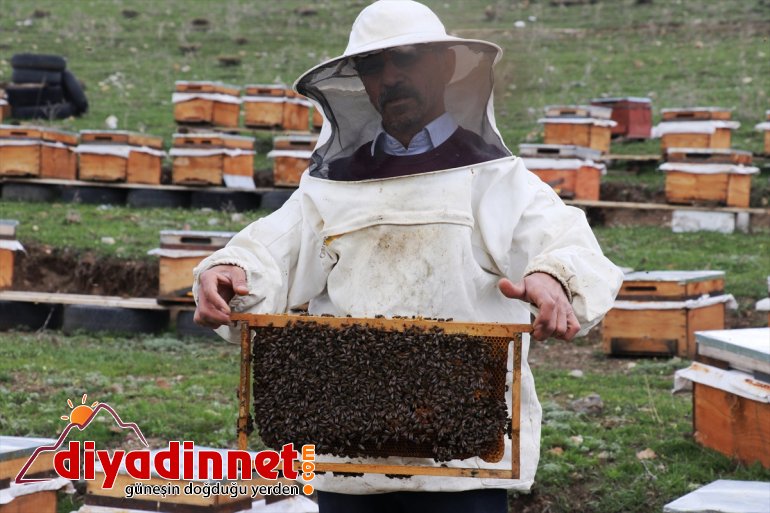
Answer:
[61,393,99,427]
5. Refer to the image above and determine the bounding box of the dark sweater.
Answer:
[327,127,508,181]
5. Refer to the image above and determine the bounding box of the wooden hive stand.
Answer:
[268,134,317,187]
[77,130,165,184]
[590,97,652,139]
[170,133,255,186]
[602,270,731,359]
[173,80,242,128]
[149,230,235,303]
[519,144,604,200]
[233,313,530,479]
[0,125,78,180]
[243,84,287,129]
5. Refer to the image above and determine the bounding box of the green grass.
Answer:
[0,201,267,259]
[1,0,767,154]
[595,226,770,299]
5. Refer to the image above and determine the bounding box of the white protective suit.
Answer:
[193,0,623,495]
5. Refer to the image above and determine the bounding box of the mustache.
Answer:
[378,85,420,110]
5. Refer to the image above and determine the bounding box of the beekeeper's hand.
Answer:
[194,265,249,328]
[498,273,580,341]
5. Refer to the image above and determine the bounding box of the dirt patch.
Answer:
[12,242,158,297]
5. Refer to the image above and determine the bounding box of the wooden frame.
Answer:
[233,313,529,479]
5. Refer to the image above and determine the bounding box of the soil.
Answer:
[12,242,158,297]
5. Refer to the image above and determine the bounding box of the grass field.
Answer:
[1,2,769,512]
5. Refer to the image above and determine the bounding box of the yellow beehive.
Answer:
[0,125,78,179]
[243,84,286,128]
[170,133,255,185]
[539,105,616,153]
[173,81,242,127]
[76,130,165,184]
[268,134,316,187]
[519,144,604,200]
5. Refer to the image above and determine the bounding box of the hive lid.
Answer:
[0,219,19,239]
[590,96,652,104]
[174,80,241,96]
[623,270,724,283]
[544,104,613,119]
[663,479,770,513]
[518,143,602,161]
[696,328,770,371]
[0,435,58,461]
[159,230,235,250]
[244,84,288,96]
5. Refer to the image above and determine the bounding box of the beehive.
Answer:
[590,97,652,139]
[0,436,60,513]
[519,144,604,200]
[283,90,314,132]
[755,110,770,155]
[267,134,316,187]
[234,313,529,479]
[76,130,165,184]
[539,105,616,153]
[654,108,739,150]
[243,84,286,128]
[148,230,234,303]
[675,353,770,469]
[603,270,731,358]
[0,99,7,123]
[659,161,758,208]
[0,220,23,290]
[170,133,255,185]
[0,124,78,179]
[172,81,242,128]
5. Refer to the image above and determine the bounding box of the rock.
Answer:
[568,393,603,415]
[568,369,584,378]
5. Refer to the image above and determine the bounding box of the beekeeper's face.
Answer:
[354,44,455,137]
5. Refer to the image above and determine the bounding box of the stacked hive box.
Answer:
[170,133,255,186]
[660,148,758,208]
[0,220,23,290]
[148,230,234,303]
[652,107,740,151]
[75,130,165,184]
[602,270,734,359]
[242,84,286,129]
[0,436,63,513]
[0,125,78,179]
[0,98,7,122]
[519,144,604,200]
[590,97,652,139]
[674,328,770,468]
[539,105,617,153]
[172,81,242,128]
[267,134,316,187]
[755,110,770,155]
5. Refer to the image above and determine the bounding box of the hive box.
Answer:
[0,220,24,290]
[675,345,770,469]
[539,105,616,153]
[243,84,286,128]
[0,436,60,513]
[665,147,753,166]
[170,133,255,186]
[0,125,78,179]
[755,110,770,156]
[173,81,242,128]
[519,144,604,200]
[267,134,316,187]
[0,99,7,123]
[283,90,314,132]
[76,130,164,184]
[654,108,739,150]
[602,270,730,358]
[660,160,758,208]
[149,230,234,302]
[590,97,652,139]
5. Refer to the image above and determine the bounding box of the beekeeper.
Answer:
[194,0,622,511]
